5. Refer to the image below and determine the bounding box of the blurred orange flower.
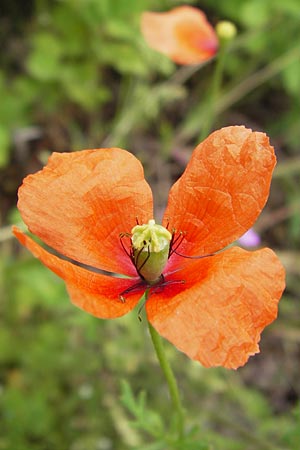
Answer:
[13,126,285,369]
[141,6,218,64]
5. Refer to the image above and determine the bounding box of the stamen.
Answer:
[173,250,215,259]
[119,221,215,309]
[138,299,147,321]
[119,280,146,302]
[168,228,216,260]
[169,230,186,257]
[131,220,171,283]
[135,244,150,276]
[151,278,185,294]
[137,275,184,321]
[118,220,193,306]
[119,233,132,259]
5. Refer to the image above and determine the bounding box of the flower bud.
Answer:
[131,219,171,284]
[216,21,237,42]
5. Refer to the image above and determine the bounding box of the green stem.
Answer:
[177,43,300,144]
[147,318,185,439]
[217,44,300,116]
[199,40,228,141]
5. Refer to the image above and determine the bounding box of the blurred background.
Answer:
[0,0,299,449]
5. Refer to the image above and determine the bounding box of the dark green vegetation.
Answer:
[1,0,299,448]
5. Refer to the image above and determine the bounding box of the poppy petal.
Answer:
[146,246,285,369]
[141,6,218,65]
[13,227,143,319]
[17,148,153,275]
[163,126,276,259]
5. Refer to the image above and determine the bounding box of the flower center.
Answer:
[131,219,172,284]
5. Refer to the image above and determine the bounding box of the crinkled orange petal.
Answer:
[17,148,153,275]
[163,126,276,260]
[146,246,285,369]
[13,227,143,319]
[141,6,218,65]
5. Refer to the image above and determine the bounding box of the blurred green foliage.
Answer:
[1,252,300,449]
[1,0,300,449]
[0,0,178,166]
[199,0,300,146]
[1,0,300,160]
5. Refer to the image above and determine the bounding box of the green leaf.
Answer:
[60,62,110,110]
[98,41,148,76]
[120,379,146,417]
[120,380,164,438]
[27,32,63,81]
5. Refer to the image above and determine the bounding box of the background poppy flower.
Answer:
[13,126,285,369]
[141,6,218,65]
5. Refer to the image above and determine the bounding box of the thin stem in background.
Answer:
[177,43,300,145]
[217,44,300,116]
[199,40,228,141]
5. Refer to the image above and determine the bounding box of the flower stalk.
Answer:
[200,21,237,141]
[146,292,185,439]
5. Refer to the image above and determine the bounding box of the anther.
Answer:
[119,294,126,303]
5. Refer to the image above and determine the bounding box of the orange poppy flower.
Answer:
[141,6,218,65]
[13,126,285,369]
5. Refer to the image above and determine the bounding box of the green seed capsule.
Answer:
[131,219,172,284]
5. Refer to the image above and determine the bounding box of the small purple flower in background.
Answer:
[238,228,261,248]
